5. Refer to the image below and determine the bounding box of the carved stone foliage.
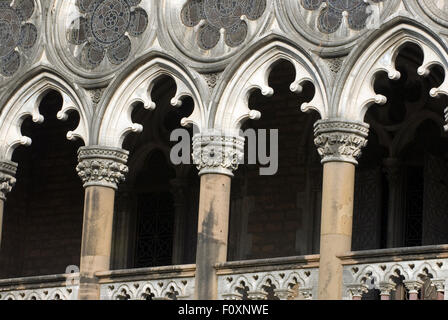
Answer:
[76,146,129,189]
[0,160,17,201]
[181,0,266,50]
[301,0,384,34]
[68,0,148,68]
[313,120,369,164]
[192,132,244,176]
[0,0,37,76]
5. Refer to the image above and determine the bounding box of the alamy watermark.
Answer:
[170,128,279,176]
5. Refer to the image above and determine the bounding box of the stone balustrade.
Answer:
[97,264,196,300]
[216,255,320,300]
[341,245,448,300]
[2,247,448,300]
[0,273,79,300]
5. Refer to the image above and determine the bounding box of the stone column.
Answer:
[347,284,368,300]
[170,178,188,265]
[314,120,369,300]
[379,281,396,300]
[76,146,129,300]
[0,161,17,246]
[404,280,423,300]
[192,132,244,300]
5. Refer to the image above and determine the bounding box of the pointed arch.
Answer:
[0,71,90,160]
[95,53,207,149]
[336,20,448,123]
[211,39,329,132]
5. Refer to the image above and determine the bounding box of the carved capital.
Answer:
[431,279,446,292]
[0,161,17,201]
[274,288,295,300]
[76,146,129,190]
[192,132,244,177]
[221,293,243,300]
[298,287,313,300]
[247,290,268,300]
[379,282,396,296]
[314,120,369,165]
[346,283,368,299]
[403,280,424,294]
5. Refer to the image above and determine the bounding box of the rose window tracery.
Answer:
[0,0,37,77]
[301,0,384,34]
[68,0,148,68]
[181,0,266,50]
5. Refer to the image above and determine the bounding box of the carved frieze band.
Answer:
[76,146,129,190]
[192,132,245,177]
[0,160,18,201]
[314,120,369,165]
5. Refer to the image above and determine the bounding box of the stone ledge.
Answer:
[95,264,196,283]
[0,273,79,292]
[339,244,448,265]
[215,255,320,275]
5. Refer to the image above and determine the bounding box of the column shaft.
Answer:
[194,173,231,300]
[318,162,355,300]
[78,186,115,300]
[76,145,129,300]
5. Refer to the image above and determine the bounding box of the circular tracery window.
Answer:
[68,0,148,68]
[0,0,37,77]
[301,0,384,34]
[181,0,267,50]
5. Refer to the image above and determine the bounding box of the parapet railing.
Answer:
[0,273,79,300]
[340,245,448,300]
[96,264,196,300]
[215,255,320,300]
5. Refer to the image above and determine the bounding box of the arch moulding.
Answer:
[211,40,329,133]
[0,71,90,161]
[96,55,208,149]
[336,21,448,125]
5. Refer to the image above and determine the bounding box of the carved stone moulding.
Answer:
[192,131,245,177]
[0,0,41,85]
[314,119,369,165]
[49,0,156,83]
[161,0,271,69]
[276,0,397,53]
[416,0,448,28]
[76,145,129,189]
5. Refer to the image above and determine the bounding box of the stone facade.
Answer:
[0,0,448,300]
